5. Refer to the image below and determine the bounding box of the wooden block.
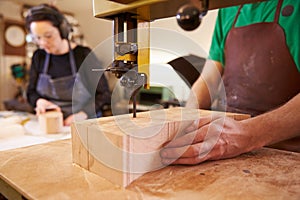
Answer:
[71,121,89,169]
[38,111,63,134]
[71,108,250,187]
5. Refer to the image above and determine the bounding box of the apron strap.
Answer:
[68,41,77,75]
[274,0,283,23]
[232,5,243,28]
[42,53,50,74]
[233,0,283,27]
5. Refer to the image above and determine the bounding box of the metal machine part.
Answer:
[93,0,267,117]
[104,12,148,117]
[176,0,267,31]
[93,0,267,20]
[120,69,147,117]
[107,13,139,78]
[176,1,208,31]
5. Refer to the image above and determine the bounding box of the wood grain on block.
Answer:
[38,111,63,134]
[71,122,89,169]
[71,107,250,187]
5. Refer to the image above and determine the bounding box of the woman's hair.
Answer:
[25,4,71,39]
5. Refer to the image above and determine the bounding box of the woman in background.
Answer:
[25,4,111,126]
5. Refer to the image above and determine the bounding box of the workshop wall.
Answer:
[148,11,218,102]
[0,0,27,110]
[151,10,218,58]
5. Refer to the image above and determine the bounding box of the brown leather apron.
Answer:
[221,0,300,152]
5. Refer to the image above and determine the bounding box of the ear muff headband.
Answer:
[27,5,72,39]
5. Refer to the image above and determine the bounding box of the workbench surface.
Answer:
[0,139,299,200]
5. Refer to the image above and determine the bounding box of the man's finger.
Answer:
[161,140,225,165]
[161,140,214,159]
[160,143,214,165]
[165,126,208,148]
[184,116,213,133]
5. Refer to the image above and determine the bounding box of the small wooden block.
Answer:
[71,108,250,187]
[38,111,63,134]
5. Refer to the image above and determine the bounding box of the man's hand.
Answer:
[35,98,61,115]
[160,116,259,165]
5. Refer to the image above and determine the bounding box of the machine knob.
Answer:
[176,4,207,31]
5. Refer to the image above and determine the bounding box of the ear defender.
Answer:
[27,4,72,39]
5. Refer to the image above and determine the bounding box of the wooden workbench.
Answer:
[0,139,299,200]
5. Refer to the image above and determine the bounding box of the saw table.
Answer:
[0,139,299,199]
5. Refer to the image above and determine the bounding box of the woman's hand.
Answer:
[35,98,61,115]
[160,115,260,165]
[64,111,88,126]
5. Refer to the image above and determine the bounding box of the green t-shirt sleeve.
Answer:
[208,7,238,66]
[208,10,224,65]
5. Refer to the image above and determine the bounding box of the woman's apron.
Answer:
[218,0,300,151]
[36,47,92,118]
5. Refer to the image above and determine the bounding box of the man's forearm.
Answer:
[186,60,223,109]
[241,93,300,148]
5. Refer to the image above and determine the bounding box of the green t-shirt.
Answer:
[209,0,300,72]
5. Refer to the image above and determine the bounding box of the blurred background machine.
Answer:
[3,63,33,113]
[92,0,267,117]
